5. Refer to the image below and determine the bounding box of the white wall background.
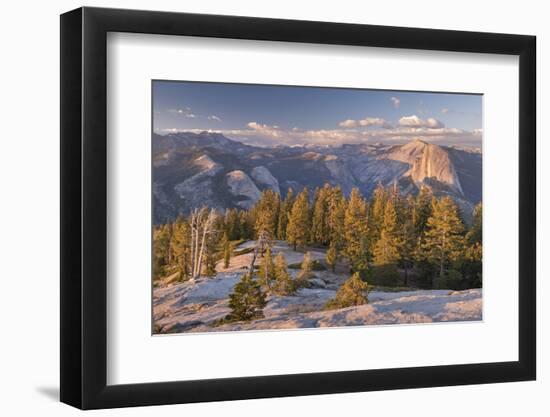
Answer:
[0,0,545,415]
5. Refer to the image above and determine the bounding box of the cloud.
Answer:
[398,115,445,129]
[208,115,222,122]
[339,117,393,129]
[168,107,196,118]
[390,97,401,108]
[168,107,191,114]
[339,119,358,128]
[359,117,393,128]
[159,112,480,147]
[159,119,481,147]
[441,108,450,114]
[240,122,369,145]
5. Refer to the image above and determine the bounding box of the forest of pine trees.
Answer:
[153,183,482,292]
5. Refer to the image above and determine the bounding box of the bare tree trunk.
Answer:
[194,209,217,280]
[248,232,265,277]
[189,210,196,278]
[190,208,203,281]
[194,210,203,277]
[195,220,209,279]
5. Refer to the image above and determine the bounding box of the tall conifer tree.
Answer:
[171,216,192,280]
[397,195,416,285]
[311,185,330,245]
[254,189,280,242]
[369,183,388,247]
[277,188,294,240]
[373,200,400,265]
[221,231,231,269]
[327,187,346,250]
[343,188,369,274]
[420,196,465,281]
[286,188,310,250]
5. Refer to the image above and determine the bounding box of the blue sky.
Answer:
[153,80,482,148]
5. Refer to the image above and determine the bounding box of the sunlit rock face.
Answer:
[386,139,463,195]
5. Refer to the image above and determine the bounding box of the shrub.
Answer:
[225,273,267,322]
[272,252,296,296]
[326,243,337,272]
[296,251,316,288]
[325,272,371,310]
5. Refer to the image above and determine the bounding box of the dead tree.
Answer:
[247,230,269,277]
[189,208,218,281]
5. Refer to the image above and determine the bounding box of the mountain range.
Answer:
[152,131,482,224]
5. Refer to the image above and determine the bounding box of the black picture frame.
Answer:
[60,6,536,410]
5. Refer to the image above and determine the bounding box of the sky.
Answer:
[153,80,482,148]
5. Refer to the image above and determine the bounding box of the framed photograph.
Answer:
[60,6,536,409]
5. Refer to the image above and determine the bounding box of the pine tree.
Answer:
[327,188,346,250]
[254,189,280,242]
[222,231,231,269]
[325,272,370,310]
[153,224,171,280]
[397,195,416,285]
[277,188,294,240]
[462,202,482,287]
[238,210,253,240]
[420,196,465,283]
[272,252,295,296]
[369,183,387,246]
[170,216,192,280]
[286,187,310,250]
[258,246,275,288]
[372,200,401,286]
[311,185,330,245]
[224,208,241,241]
[296,251,315,286]
[326,242,338,272]
[343,188,369,274]
[466,202,482,246]
[203,227,220,277]
[414,185,433,236]
[226,273,267,322]
[373,200,400,265]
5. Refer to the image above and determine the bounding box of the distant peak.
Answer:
[412,138,428,145]
[398,138,430,152]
